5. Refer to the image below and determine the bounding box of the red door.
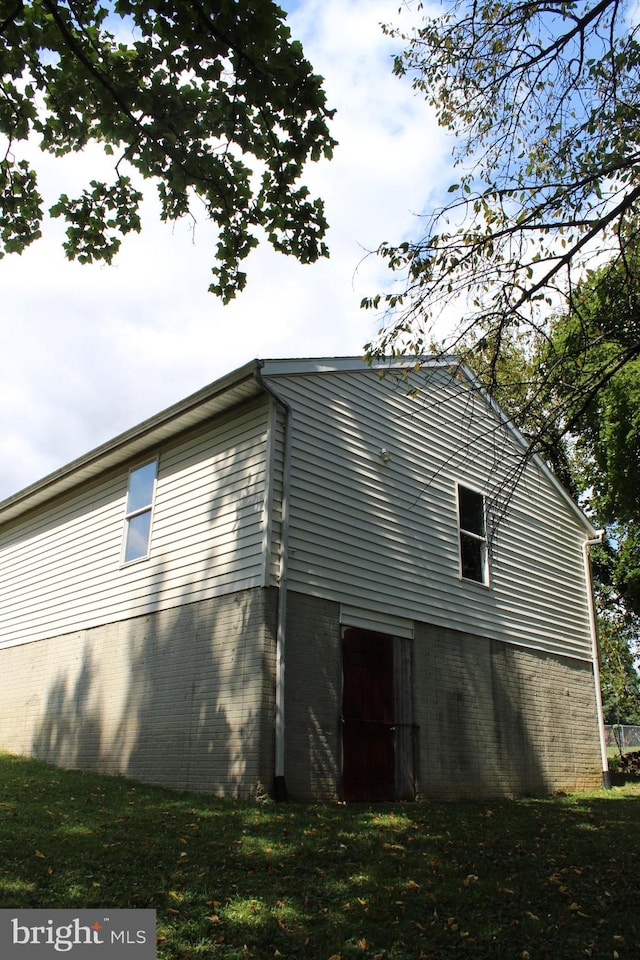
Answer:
[341,628,395,801]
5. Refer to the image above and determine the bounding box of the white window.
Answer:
[122,458,158,564]
[457,483,488,584]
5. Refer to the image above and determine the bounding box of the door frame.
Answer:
[340,626,415,801]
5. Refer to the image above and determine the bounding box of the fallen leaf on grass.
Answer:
[569,902,589,917]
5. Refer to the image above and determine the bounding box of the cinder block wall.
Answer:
[0,587,278,797]
[1,586,602,800]
[413,622,603,797]
[283,595,602,801]
[283,592,342,801]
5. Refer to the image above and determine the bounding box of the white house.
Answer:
[0,357,606,800]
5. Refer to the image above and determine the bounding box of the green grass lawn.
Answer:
[1,752,639,960]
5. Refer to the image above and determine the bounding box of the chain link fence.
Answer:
[605,724,640,754]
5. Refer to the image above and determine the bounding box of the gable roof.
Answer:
[0,356,596,535]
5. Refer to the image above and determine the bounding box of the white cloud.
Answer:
[0,0,450,500]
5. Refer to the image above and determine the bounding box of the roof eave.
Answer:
[0,359,263,525]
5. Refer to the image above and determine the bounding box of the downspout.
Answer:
[583,530,610,788]
[258,372,292,802]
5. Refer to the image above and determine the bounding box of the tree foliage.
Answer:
[465,252,640,721]
[365,0,640,428]
[534,251,640,617]
[362,0,640,721]
[0,0,336,300]
[597,615,640,724]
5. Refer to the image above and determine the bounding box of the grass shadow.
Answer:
[1,754,639,959]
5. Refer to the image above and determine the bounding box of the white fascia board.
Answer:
[0,360,264,525]
[259,355,455,377]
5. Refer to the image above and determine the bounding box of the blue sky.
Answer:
[0,0,450,500]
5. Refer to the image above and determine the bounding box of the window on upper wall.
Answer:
[457,483,488,585]
[122,458,158,564]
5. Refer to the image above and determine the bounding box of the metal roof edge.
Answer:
[0,359,263,524]
[0,353,595,538]
[259,355,455,377]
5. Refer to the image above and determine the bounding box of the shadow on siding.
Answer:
[32,649,104,772]
[425,632,548,797]
[29,414,277,798]
[30,582,277,798]
[415,623,600,797]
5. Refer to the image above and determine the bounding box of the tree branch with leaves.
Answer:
[0,0,336,300]
[365,0,640,438]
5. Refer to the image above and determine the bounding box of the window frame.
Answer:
[121,457,158,566]
[456,482,490,586]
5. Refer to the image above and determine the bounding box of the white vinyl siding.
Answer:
[264,367,593,661]
[0,361,593,663]
[0,398,272,649]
